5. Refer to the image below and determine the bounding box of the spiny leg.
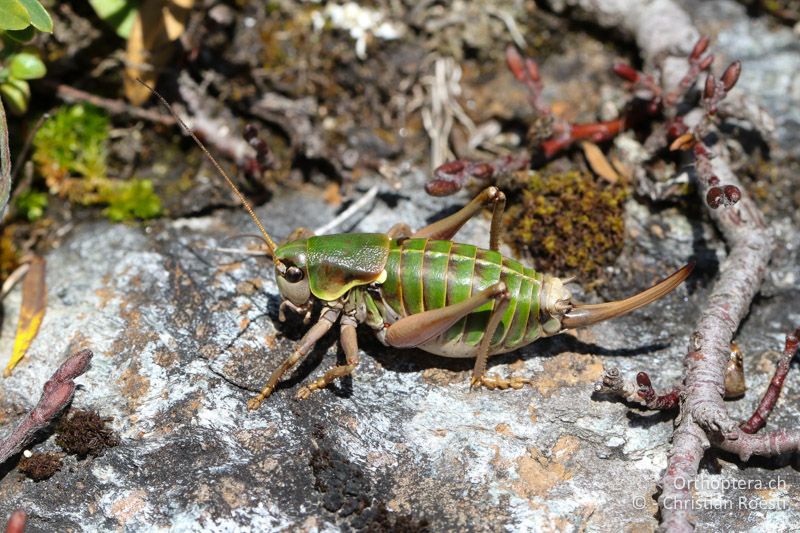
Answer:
[247,306,341,410]
[411,186,506,251]
[295,315,361,400]
[470,291,531,391]
[385,282,509,348]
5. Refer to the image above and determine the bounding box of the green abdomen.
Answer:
[379,238,544,357]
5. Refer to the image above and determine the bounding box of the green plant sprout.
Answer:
[32,104,162,221]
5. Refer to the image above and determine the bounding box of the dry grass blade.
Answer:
[580,141,620,183]
[4,255,46,377]
[123,0,194,104]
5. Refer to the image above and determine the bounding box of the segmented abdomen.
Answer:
[379,238,544,357]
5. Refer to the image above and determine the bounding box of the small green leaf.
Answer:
[0,0,31,31]
[88,0,138,38]
[17,0,52,32]
[5,25,36,43]
[0,78,30,115]
[9,52,46,80]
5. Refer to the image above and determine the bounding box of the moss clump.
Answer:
[17,451,63,481]
[31,104,161,221]
[101,179,161,222]
[55,409,120,458]
[15,190,48,221]
[505,170,627,278]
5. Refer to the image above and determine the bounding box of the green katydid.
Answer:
[145,82,693,410]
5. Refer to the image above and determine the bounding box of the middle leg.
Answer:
[470,295,532,391]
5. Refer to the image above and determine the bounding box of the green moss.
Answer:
[15,190,48,221]
[31,104,162,221]
[102,179,162,222]
[505,170,627,278]
[33,104,109,186]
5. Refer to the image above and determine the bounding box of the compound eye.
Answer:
[285,266,304,283]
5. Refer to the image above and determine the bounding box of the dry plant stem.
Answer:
[555,1,775,531]
[0,349,93,465]
[740,330,800,434]
[51,83,176,126]
[314,185,380,235]
[657,90,773,533]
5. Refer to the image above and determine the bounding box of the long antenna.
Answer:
[137,79,284,271]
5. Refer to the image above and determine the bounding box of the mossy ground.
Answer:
[55,409,120,459]
[504,170,627,278]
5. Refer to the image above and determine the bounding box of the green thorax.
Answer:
[275,233,390,301]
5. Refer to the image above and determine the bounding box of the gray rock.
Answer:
[1,163,798,531]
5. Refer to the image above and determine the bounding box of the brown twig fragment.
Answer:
[740,329,800,434]
[596,367,681,410]
[0,349,93,465]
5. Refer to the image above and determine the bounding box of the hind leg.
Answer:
[412,187,506,251]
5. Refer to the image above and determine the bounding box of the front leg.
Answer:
[295,315,361,399]
[247,306,340,409]
[411,186,506,251]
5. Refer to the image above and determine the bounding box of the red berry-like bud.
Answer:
[243,123,259,142]
[636,372,652,387]
[723,184,741,205]
[435,160,467,177]
[721,61,742,91]
[707,186,723,209]
[471,163,494,179]
[698,54,715,71]
[506,45,526,81]
[690,36,710,60]
[425,179,460,197]
[613,63,640,83]
[708,175,720,186]
[667,118,688,140]
[525,58,540,82]
[704,74,716,100]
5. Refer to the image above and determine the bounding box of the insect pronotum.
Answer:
[142,80,693,410]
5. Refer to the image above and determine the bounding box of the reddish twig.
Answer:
[0,349,93,465]
[561,2,776,531]
[595,367,681,410]
[425,154,530,196]
[4,510,26,533]
[426,33,716,197]
[48,82,176,126]
[740,329,800,434]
